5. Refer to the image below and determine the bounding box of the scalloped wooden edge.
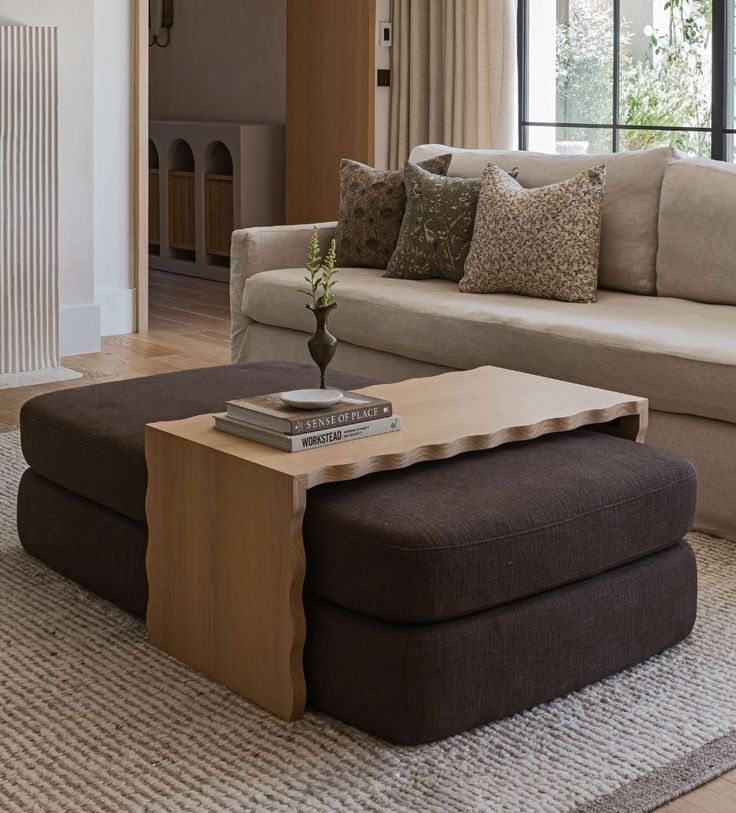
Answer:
[297,401,646,489]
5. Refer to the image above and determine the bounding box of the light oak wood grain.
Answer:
[152,366,648,489]
[145,365,647,720]
[658,775,736,812]
[285,0,376,223]
[146,427,308,720]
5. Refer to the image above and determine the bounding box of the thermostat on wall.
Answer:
[379,22,392,47]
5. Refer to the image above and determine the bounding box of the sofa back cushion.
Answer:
[409,144,675,295]
[656,157,736,305]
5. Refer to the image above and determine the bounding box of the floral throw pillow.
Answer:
[460,163,606,303]
[335,154,452,270]
[383,163,483,282]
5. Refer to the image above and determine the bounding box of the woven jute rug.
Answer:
[1,426,735,813]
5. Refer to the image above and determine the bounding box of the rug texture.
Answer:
[1,426,735,813]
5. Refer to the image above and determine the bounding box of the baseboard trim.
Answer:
[95,288,136,336]
[60,303,101,356]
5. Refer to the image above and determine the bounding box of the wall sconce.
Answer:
[149,0,174,48]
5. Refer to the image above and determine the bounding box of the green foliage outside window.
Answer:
[556,0,713,157]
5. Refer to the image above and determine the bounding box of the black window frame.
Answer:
[517,0,735,161]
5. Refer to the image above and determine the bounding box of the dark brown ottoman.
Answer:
[17,362,698,744]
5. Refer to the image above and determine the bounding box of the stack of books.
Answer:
[214,390,401,452]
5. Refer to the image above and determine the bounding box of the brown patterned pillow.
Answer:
[335,155,452,269]
[460,163,606,303]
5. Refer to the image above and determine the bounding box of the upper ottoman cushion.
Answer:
[304,428,696,622]
[20,362,378,524]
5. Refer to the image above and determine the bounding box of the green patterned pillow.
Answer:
[384,162,517,282]
[335,155,452,270]
[460,163,606,303]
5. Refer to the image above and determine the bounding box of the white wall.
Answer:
[93,0,135,336]
[0,0,135,351]
[375,0,392,170]
[149,0,286,124]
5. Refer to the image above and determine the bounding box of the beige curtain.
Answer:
[389,0,518,168]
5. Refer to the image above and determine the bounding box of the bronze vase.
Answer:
[307,302,338,389]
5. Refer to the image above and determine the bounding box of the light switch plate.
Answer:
[379,22,392,47]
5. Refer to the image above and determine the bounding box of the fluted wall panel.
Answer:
[0,26,59,374]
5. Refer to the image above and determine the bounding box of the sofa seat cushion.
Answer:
[303,428,695,623]
[244,267,736,424]
[20,362,378,523]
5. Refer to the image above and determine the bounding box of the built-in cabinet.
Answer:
[149,120,285,282]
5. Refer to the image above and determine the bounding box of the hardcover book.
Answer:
[214,413,402,452]
[225,390,393,435]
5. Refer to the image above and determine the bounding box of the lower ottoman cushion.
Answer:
[305,540,697,744]
[18,469,148,618]
[19,362,378,523]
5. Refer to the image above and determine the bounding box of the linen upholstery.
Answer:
[410,144,675,294]
[461,164,605,302]
[230,223,337,362]
[384,163,481,281]
[335,154,452,270]
[657,157,736,305]
[244,267,736,424]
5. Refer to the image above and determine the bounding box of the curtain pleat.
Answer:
[389,0,518,168]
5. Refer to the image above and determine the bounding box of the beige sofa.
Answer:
[230,144,736,540]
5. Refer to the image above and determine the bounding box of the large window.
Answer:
[518,0,736,160]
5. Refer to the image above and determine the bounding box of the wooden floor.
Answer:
[0,270,231,427]
[659,770,736,812]
[0,270,734,810]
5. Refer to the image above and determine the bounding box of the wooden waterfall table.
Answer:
[145,366,648,721]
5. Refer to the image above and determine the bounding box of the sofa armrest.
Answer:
[230,222,337,362]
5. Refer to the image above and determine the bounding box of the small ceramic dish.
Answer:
[279,388,343,410]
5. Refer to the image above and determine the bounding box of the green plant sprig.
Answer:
[300,225,338,309]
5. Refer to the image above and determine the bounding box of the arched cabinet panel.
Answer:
[204,141,234,264]
[148,121,285,282]
[168,139,196,257]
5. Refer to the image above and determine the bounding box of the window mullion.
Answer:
[612,0,620,152]
[712,0,727,160]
